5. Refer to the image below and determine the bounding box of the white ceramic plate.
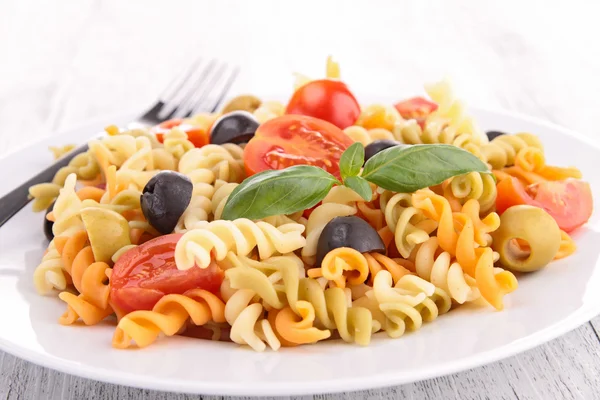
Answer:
[1,107,600,396]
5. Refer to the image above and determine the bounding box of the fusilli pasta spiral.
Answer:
[55,231,113,325]
[411,190,517,309]
[379,191,437,258]
[175,219,306,270]
[113,289,226,348]
[424,78,484,143]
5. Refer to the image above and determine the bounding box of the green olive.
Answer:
[221,95,262,114]
[491,205,560,272]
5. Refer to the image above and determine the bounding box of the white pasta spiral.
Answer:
[354,271,449,338]
[29,150,99,212]
[175,143,245,232]
[163,128,195,159]
[343,126,395,146]
[174,169,216,232]
[178,144,245,183]
[175,219,306,270]
[394,119,483,160]
[224,289,280,352]
[424,78,485,144]
[479,133,544,170]
[52,174,85,237]
[33,242,67,294]
[442,172,497,214]
[412,237,480,304]
[253,101,285,124]
[89,135,140,169]
[379,191,437,258]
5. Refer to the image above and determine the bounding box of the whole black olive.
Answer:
[43,201,55,241]
[210,111,259,145]
[315,216,386,266]
[141,171,193,234]
[486,130,507,141]
[364,140,404,162]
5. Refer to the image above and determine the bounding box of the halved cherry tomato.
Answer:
[244,115,355,178]
[394,97,438,127]
[150,118,209,148]
[285,79,360,129]
[496,177,593,232]
[110,233,223,314]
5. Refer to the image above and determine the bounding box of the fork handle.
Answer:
[0,143,90,228]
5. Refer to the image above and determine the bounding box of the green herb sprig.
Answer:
[221,143,489,220]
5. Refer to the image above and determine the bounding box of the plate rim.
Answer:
[1,105,599,396]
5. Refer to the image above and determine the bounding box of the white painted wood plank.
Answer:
[2,323,600,399]
[2,0,600,399]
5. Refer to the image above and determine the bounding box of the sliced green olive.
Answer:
[221,95,262,114]
[81,207,131,263]
[491,205,561,272]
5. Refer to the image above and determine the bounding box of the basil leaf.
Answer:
[339,142,364,179]
[362,144,489,193]
[221,165,338,220]
[344,176,372,201]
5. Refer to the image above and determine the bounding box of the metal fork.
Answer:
[0,59,239,228]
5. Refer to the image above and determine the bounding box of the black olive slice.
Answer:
[210,111,259,145]
[364,140,404,162]
[486,130,507,141]
[316,216,385,266]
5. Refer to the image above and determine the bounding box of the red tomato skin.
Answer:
[495,177,538,214]
[532,180,593,232]
[244,115,355,178]
[394,97,438,127]
[151,119,209,147]
[110,234,223,314]
[285,79,360,129]
[302,202,320,219]
[496,177,593,232]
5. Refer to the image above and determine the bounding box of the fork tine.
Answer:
[162,60,218,120]
[177,62,227,117]
[138,58,239,125]
[209,66,240,113]
[159,56,203,102]
[180,63,236,117]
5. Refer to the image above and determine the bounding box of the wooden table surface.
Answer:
[1,1,600,399]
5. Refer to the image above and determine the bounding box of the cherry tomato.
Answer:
[394,97,438,127]
[110,233,223,314]
[150,118,209,148]
[285,79,360,129]
[302,202,320,219]
[496,177,593,232]
[244,115,355,178]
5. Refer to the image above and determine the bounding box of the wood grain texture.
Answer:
[1,0,600,399]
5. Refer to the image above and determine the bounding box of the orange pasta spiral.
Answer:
[497,147,582,186]
[412,190,518,310]
[272,301,331,345]
[555,231,577,260]
[112,289,226,349]
[55,230,113,325]
[307,247,369,288]
[363,253,414,285]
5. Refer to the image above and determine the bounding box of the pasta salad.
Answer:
[30,58,593,351]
